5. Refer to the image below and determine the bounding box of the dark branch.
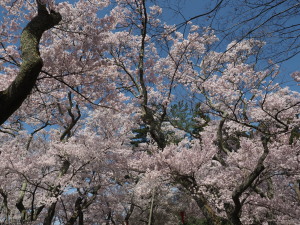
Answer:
[0,2,61,125]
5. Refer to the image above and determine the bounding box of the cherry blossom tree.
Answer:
[0,0,299,225]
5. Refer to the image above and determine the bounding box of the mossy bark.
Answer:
[175,174,224,225]
[0,4,61,125]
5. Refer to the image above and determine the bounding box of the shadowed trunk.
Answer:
[175,174,225,225]
[0,2,61,125]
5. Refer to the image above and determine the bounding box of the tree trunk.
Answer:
[0,2,61,125]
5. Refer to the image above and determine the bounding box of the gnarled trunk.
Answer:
[0,2,61,125]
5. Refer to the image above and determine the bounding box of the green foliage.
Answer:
[289,126,300,145]
[130,101,211,148]
[169,101,210,138]
[130,125,149,147]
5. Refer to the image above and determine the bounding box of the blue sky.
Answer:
[173,0,300,90]
[1,0,299,90]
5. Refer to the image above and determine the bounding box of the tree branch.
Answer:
[228,136,270,225]
[0,2,61,125]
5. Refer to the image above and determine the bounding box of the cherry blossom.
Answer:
[0,0,299,224]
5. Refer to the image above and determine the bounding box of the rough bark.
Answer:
[43,202,57,225]
[15,182,28,224]
[0,3,61,125]
[65,197,83,225]
[226,136,270,225]
[0,188,10,222]
[175,174,224,225]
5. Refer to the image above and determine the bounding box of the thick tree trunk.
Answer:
[0,3,61,125]
[226,137,270,225]
[43,202,57,225]
[175,174,224,225]
[16,182,28,224]
[65,197,83,225]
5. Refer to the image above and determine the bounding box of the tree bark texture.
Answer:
[0,4,61,125]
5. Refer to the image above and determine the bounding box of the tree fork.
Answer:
[0,2,61,125]
[175,174,224,225]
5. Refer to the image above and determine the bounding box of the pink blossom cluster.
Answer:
[0,0,299,224]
